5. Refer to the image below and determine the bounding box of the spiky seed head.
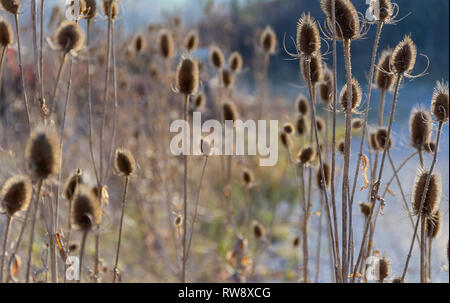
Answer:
[319,67,333,105]
[220,69,235,89]
[83,0,97,19]
[320,0,360,41]
[296,13,321,56]
[409,109,432,149]
[391,36,417,74]
[1,175,32,216]
[301,54,323,85]
[114,148,136,176]
[0,0,19,14]
[102,0,118,20]
[209,45,225,70]
[72,185,102,231]
[0,19,13,47]
[296,115,308,136]
[63,170,83,201]
[359,202,372,218]
[280,132,291,149]
[158,29,174,59]
[134,35,145,53]
[376,128,393,150]
[378,257,392,282]
[298,147,316,164]
[242,168,254,187]
[223,101,239,122]
[184,30,199,53]
[316,162,331,188]
[316,118,325,133]
[253,221,266,239]
[175,215,183,227]
[260,25,277,54]
[378,0,394,23]
[296,94,309,115]
[229,51,243,74]
[26,128,61,179]
[293,236,300,247]
[425,211,442,239]
[53,21,85,53]
[340,78,362,112]
[176,58,199,95]
[283,123,295,135]
[375,49,396,92]
[194,92,206,110]
[351,118,364,130]
[431,81,449,123]
[412,170,441,217]
[423,141,436,154]
[337,139,345,155]
[369,132,380,151]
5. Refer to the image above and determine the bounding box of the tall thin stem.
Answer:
[78,230,88,283]
[113,176,130,283]
[0,215,12,283]
[181,94,189,283]
[49,54,67,117]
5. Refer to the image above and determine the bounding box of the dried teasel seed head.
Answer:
[222,101,239,122]
[320,0,360,41]
[337,139,345,155]
[194,92,206,110]
[316,117,325,133]
[176,57,199,95]
[296,13,321,56]
[375,49,396,92]
[378,257,392,282]
[0,0,19,15]
[114,148,136,176]
[301,54,323,85]
[409,108,432,149]
[63,170,83,201]
[253,221,266,239]
[351,118,364,130]
[83,0,97,19]
[298,147,316,165]
[280,132,292,149]
[209,45,225,70]
[412,170,441,217]
[260,25,277,54]
[229,51,243,74]
[340,78,362,112]
[158,29,174,59]
[431,81,449,123]
[184,30,199,53]
[72,185,102,231]
[1,175,32,216]
[296,94,309,115]
[391,35,417,75]
[175,215,183,227]
[369,132,380,151]
[0,18,13,47]
[220,69,235,89]
[102,0,118,20]
[283,123,295,135]
[293,236,300,247]
[242,168,254,187]
[425,211,442,239]
[319,67,333,105]
[316,162,331,188]
[133,35,146,53]
[359,202,372,218]
[378,0,394,23]
[53,21,85,53]
[376,127,393,150]
[296,115,308,136]
[26,128,61,179]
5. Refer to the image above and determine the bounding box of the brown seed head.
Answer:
[320,0,360,41]
[280,132,292,149]
[431,81,449,123]
[83,0,97,19]
[242,168,254,187]
[378,257,392,282]
[391,35,417,74]
[0,0,19,14]
[194,92,206,110]
[1,175,32,216]
[63,170,83,201]
[158,29,174,59]
[114,148,136,176]
[296,13,321,56]
[184,30,199,53]
[337,139,345,155]
[298,147,316,164]
[26,128,61,179]
[412,170,441,217]
[376,128,393,150]
[229,51,243,74]
[316,162,331,188]
[253,221,266,239]
[369,132,380,151]
[260,25,277,54]
[296,115,308,136]
[409,108,432,149]
[134,35,145,53]
[351,118,364,130]
[72,185,102,231]
[301,54,323,85]
[316,118,325,133]
[359,202,372,218]
[375,49,396,92]
[340,78,362,112]
[223,101,239,122]
[176,57,199,95]
[102,0,118,20]
[220,69,235,89]
[283,123,295,135]
[378,0,394,23]
[293,236,300,247]
[296,94,309,115]
[209,45,225,70]
[319,67,333,104]
[0,19,13,47]
[425,211,442,239]
[53,21,85,53]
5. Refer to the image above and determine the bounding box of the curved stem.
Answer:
[49,54,67,117]
[113,176,130,283]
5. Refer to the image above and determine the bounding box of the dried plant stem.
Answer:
[181,94,189,283]
[352,75,403,282]
[427,237,432,282]
[26,178,44,283]
[13,14,31,133]
[299,164,309,283]
[113,176,130,283]
[0,215,12,283]
[315,196,324,283]
[63,197,74,283]
[0,46,7,146]
[39,0,45,115]
[49,54,67,117]
[401,122,444,282]
[31,1,40,106]
[78,230,88,283]
[420,215,426,282]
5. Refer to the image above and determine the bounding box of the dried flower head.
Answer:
[260,25,277,54]
[316,118,325,133]
[280,132,292,149]
[63,170,83,201]
[223,101,239,122]
[209,45,225,70]
[283,123,295,135]
[184,30,199,53]
[133,35,146,53]
[114,148,136,176]
[369,132,380,151]
[296,115,308,136]
[391,35,417,75]
[376,128,393,150]
[320,0,361,41]
[319,67,333,105]
[409,108,432,149]
[0,19,13,47]
[293,236,300,247]
[378,257,392,282]
[158,29,174,59]
[52,21,85,53]
[425,211,442,239]
[229,51,243,74]
[316,162,331,188]
[102,0,118,20]
[359,202,372,218]
[412,170,441,217]
[72,185,102,231]
[340,78,362,112]
[378,0,394,23]
[375,49,396,92]
[296,94,309,115]
[296,13,321,56]
[83,0,97,19]
[431,81,449,123]
[301,54,323,85]
[337,139,345,155]
[176,57,199,95]
[298,147,316,164]
[1,175,32,216]
[253,221,266,239]
[242,169,254,187]
[220,69,235,89]
[26,128,61,179]
[0,0,19,15]
[351,118,364,130]
[194,92,206,110]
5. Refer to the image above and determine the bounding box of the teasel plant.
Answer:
[0,175,32,282]
[0,0,31,133]
[112,148,136,283]
[174,56,199,282]
[401,80,448,282]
